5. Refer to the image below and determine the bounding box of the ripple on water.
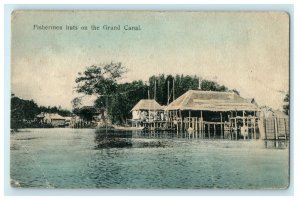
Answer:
[10,129,289,189]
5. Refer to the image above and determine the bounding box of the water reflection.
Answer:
[264,140,289,149]
[94,129,174,149]
[94,129,289,150]
[94,129,132,149]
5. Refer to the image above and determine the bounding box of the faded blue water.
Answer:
[10,128,289,189]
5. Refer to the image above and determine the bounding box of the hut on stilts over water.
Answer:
[130,99,165,128]
[165,90,260,140]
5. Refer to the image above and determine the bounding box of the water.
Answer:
[10,128,289,189]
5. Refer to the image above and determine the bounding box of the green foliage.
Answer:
[108,81,149,124]
[283,93,289,115]
[73,107,98,121]
[75,62,127,95]
[11,94,72,129]
[11,95,40,129]
[39,106,72,117]
[200,80,228,92]
[148,74,228,106]
[148,74,199,105]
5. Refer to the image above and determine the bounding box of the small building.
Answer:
[37,112,66,127]
[131,99,164,126]
[259,107,289,140]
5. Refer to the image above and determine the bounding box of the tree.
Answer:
[283,93,289,115]
[11,94,72,129]
[200,80,228,92]
[109,81,148,123]
[11,95,40,129]
[75,62,127,96]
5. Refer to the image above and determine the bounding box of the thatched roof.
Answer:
[48,113,66,120]
[273,110,289,118]
[131,99,163,111]
[38,113,66,120]
[165,90,259,112]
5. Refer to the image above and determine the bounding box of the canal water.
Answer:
[10,128,289,189]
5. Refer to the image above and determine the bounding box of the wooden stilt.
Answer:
[208,124,210,139]
[203,123,206,139]
[283,118,287,140]
[195,118,198,139]
[214,124,216,139]
[220,113,223,139]
[264,118,267,140]
[253,116,256,139]
[200,111,203,139]
[234,117,237,140]
[189,110,191,128]
[274,117,278,140]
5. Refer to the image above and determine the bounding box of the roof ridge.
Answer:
[181,90,193,108]
[190,90,234,94]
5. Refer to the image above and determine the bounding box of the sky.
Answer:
[11,11,289,110]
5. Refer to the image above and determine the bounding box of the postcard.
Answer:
[10,10,289,189]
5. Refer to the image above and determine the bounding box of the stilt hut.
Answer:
[131,99,164,127]
[165,90,260,139]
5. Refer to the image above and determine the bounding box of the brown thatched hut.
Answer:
[165,90,260,139]
[131,99,164,122]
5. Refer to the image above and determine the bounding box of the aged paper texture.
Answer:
[10,11,289,189]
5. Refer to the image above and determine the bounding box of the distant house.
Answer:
[131,99,164,122]
[37,112,66,127]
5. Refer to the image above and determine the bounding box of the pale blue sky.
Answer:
[11,11,289,110]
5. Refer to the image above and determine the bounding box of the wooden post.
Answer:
[242,111,245,126]
[283,118,287,140]
[274,117,278,140]
[208,124,210,139]
[214,124,216,139]
[220,113,223,139]
[264,118,267,140]
[201,111,203,139]
[195,117,198,139]
[199,118,201,139]
[179,110,182,133]
[154,80,156,101]
[173,78,175,102]
[167,81,170,105]
[176,119,179,137]
[253,117,256,139]
[234,117,237,140]
[204,123,206,139]
[189,110,191,128]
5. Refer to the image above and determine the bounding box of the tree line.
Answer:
[11,94,72,129]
